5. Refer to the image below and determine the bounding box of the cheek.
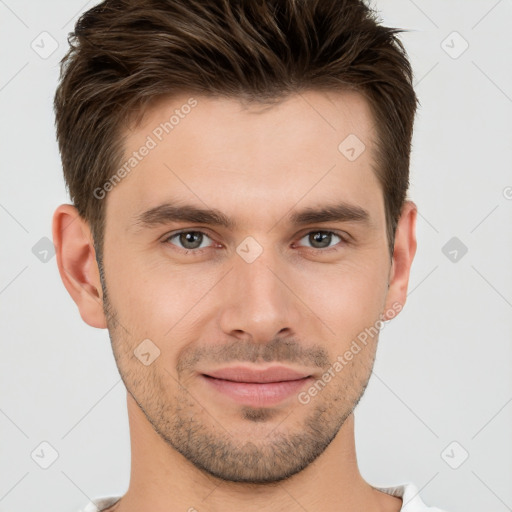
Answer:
[296,259,388,332]
[105,252,218,346]
[102,255,173,336]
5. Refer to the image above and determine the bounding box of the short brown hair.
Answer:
[54,0,418,260]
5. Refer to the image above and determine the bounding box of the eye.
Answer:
[296,230,347,250]
[163,229,349,255]
[164,230,215,252]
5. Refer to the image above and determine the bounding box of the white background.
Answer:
[1,1,511,511]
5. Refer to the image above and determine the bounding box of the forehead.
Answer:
[108,90,383,229]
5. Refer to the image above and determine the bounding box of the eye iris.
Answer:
[174,231,336,251]
[180,232,203,249]
[310,231,331,248]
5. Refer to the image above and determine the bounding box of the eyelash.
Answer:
[162,229,350,255]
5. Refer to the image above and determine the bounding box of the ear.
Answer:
[52,204,107,328]
[382,200,417,319]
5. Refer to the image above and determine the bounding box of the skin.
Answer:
[53,90,417,512]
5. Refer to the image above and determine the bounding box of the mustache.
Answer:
[176,337,330,375]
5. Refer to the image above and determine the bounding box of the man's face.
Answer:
[100,90,395,483]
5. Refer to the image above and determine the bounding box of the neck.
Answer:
[110,393,401,512]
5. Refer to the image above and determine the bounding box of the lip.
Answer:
[200,365,313,407]
[202,365,312,383]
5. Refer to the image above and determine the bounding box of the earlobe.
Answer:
[382,200,417,320]
[52,204,107,329]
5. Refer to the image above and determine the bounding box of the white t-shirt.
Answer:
[77,482,449,511]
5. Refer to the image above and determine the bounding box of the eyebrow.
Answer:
[132,201,370,232]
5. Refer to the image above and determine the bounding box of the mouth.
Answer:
[199,365,314,407]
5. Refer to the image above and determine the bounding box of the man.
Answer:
[52,0,448,510]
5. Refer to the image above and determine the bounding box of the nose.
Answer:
[218,247,302,344]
